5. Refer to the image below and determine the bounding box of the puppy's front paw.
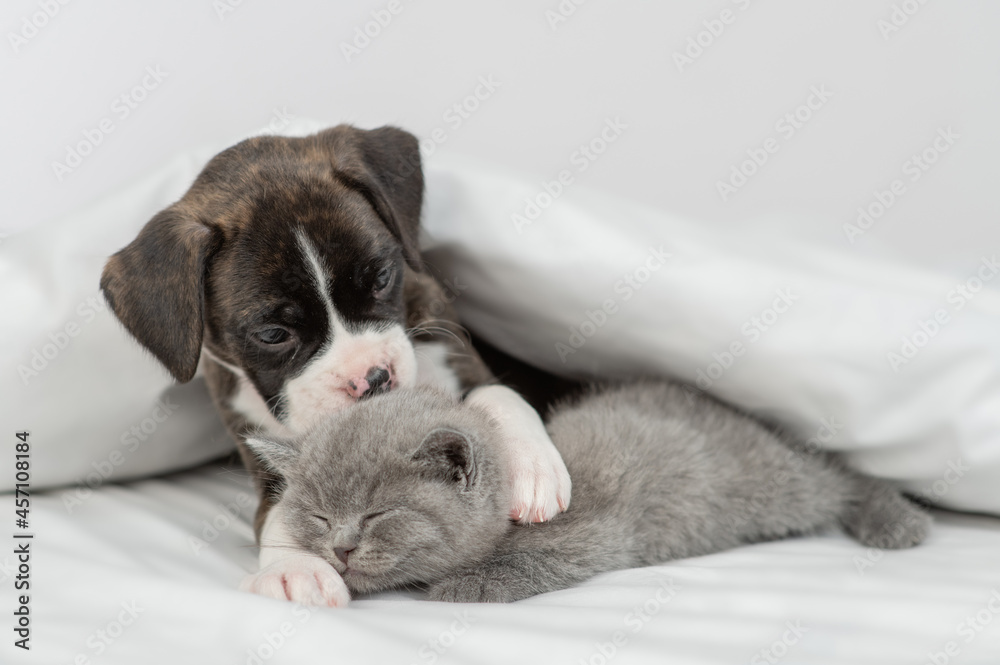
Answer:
[508,443,572,525]
[240,555,350,607]
[465,385,572,524]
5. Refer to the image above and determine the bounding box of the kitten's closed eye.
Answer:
[306,510,393,534]
[362,510,391,528]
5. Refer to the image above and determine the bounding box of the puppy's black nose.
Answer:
[334,546,355,566]
[361,366,390,398]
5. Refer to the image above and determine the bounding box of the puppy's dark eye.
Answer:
[253,327,290,345]
[372,267,393,293]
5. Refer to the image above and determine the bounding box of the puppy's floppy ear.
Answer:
[413,427,478,489]
[100,206,219,383]
[245,434,301,477]
[319,125,425,271]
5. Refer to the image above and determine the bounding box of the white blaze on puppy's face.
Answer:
[277,231,418,434]
[227,232,419,437]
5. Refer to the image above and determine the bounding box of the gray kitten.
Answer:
[248,381,930,603]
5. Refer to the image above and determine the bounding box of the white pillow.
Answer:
[421,152,1000,516]
[0,149,227,494]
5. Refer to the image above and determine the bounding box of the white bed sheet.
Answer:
[5,459,999,665]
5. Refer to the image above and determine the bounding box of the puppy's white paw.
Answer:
[465,385,572,525]
[508,437,572,524]
[240,555,350,608]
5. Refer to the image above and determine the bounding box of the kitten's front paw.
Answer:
[240,555,350,608]
[508,444,572,525]
[428,573,527,604]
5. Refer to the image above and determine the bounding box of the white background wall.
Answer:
[3,0,998,280]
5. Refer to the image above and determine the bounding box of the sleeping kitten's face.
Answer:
[248,389,511,594]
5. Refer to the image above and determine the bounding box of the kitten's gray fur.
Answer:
[248,381,930,603]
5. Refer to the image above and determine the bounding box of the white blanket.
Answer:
[421,152,1000,517]
[6,460,999,665]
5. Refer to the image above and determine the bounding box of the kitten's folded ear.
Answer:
[245,435,301,476]
[413,427,478,489]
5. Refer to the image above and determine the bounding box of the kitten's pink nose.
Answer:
[346,365,393,400]
[334,546,355,565]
